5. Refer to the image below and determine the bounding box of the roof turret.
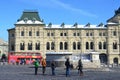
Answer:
[18,10,41,21]
[16,10,44,24]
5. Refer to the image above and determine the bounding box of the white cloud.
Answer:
[17,0,97,18]
[50,0,98,18]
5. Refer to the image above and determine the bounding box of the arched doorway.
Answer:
[99,54,107,64]
[113,57,118,65]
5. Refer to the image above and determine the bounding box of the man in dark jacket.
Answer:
[51,61,56,75]
[65,58,70,77]
[78,59,83,76]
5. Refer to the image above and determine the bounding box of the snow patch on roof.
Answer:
[107,22,118,25]
[16,20,44,24]
[45,24,106,29]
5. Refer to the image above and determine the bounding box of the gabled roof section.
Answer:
[15,10,44,24]
[107,7,120,24]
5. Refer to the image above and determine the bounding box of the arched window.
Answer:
[46,42,50,50]
[28,43,32,50]
[103,42,106,49]
[64,42,68,50]
[77,42,81,50]
[60,42,63,50]
[90,42,94,49]
[51,42,55,50]
[113,57,118,64]
[73,42,76,50]
[86,42,89,49]
[36,43,40,50]
[20,43,25,50]
[99,42,102,49]
[113,42,117,49]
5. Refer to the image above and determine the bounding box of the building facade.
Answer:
[8,7,120,65]
[0,39,8,59]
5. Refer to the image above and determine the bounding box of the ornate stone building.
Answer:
[0,39,8,58]
[8,7,120,66]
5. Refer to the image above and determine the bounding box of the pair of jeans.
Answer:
[35,67,38,75]
[51,68,55,75]
[66,68,70,77]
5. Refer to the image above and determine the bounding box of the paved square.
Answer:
[0,64,120,80]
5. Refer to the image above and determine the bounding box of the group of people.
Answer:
[34,58,47,75]
[65,58,83,77]
[33,58,83,77]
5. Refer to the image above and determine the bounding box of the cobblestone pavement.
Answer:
[0,64,120,80]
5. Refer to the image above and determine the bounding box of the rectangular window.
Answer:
[11,33,14,37]
[64,33,67,36]
[99,32,102,36]
[51,33,54,36]
[77,33,80,36]
[86,33,89,36]
[60,33,63,36]
[73,33,76,36]
[29,31,32,36]
[103,32,106,36]
[90,33,93,36]
[113,31,117,36]
[11,44,15,51]
[36,31,39,36]
[21,31,24,36]
[47,33,50,36]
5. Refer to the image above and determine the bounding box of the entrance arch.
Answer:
[113,57,118,65]
[99,54,107,64]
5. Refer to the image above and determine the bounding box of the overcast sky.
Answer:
[0,0,120,41]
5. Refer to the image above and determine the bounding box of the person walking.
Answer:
[34,59,39,75]
[41,58,46,75]
[77,59,83,76]
[51,61,56,75]
[65,58,70,77]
